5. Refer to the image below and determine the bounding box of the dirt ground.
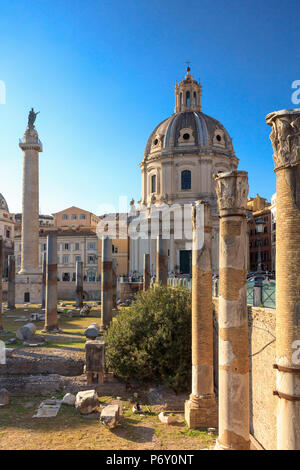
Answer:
[0,395,216,450]
[0,302,216,450]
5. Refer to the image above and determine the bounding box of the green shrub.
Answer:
[104,286,192,392]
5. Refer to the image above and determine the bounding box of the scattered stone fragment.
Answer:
[208,427,216,434]
[16,323,37,341]
[132,403,142,414]
[100,404,121,428]
[84,323,100,339]
[0,389,9,407]
[5,337,17,345]
[62,393,76,406]
[80,304,91,317]
[33,400,61,418]
[75,389,99,415]
[158,411,177,424]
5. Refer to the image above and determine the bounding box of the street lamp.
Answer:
[256,217,265,273]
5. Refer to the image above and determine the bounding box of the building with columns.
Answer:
[130,66,239,275]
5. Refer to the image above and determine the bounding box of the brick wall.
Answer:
[213,298,277,450]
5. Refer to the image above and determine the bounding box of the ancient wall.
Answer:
[120,282,143,302]
[213,298,277,450]
[57,281,100,300]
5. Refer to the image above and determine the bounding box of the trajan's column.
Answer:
[17,109,43,303]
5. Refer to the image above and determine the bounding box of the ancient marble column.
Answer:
[185,202,218,429]
[0,237,3,331]
[75,261,83,308]
[7,255,16,310]
[143,253,150,291]
[215,170,250,450]
[19,125,42,275]
[101,236,113,328]
[41,252,46,309]
[266,109,300,450]
[156,235,168,286]
[44,233,59,332]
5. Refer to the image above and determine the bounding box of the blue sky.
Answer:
[0,0,299,215]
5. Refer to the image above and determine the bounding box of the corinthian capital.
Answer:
[266,109,300,170]
[215,170,249,216]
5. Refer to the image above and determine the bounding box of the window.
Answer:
[64,243,69,251]
[75,242,80,251]
[75,255,81,262]
[87,242,96,250]
[62,214,68,220]
[6,230,10,238]
[151,174,156,193]
[62,273,70,282]
[63,255,69,264]
[87,270,96,282]
[181,170,191,190]
[43,243,46,251]
[88,255,95,265]
[80,214,86,220]
[186,91,190,106]
[72,215,77,220]
[112,244,118,254]
[193,91,197,105]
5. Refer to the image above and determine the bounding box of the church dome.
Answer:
[143,66,235,160]
[144,110,234,157]
[0,193,9,212]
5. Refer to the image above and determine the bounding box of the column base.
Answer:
[185,394,218,429]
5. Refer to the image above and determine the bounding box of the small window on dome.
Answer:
[181,170,191,190]
[193,92,197,105]
[153,138,158,146]
[183,133,190,140]
[216,134,222,142]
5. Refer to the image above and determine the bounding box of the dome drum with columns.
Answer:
[131,67,239,276]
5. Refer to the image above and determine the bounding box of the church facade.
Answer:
[129,67,239,276]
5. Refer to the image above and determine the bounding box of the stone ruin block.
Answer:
[85,340,105,385]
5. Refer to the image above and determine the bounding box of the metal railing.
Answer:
[167,277,276,309]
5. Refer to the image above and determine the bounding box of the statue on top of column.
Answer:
[28,108,40,127]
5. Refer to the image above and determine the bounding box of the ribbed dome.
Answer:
[0,193,9,212]
[144,111,234,158]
